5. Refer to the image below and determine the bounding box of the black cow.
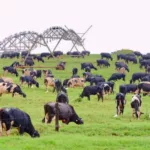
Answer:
[80,85,104,101]
[115,62,129,72]
[97,59,110,67]
[142,55,150,60]
[131,94,143,119]
[40,52,50,58]
[108,73,125,81]
[89,76,105,86]
[42,102,83,125]
[117,54,126,61]
[25,59,34,66]
[56,91,69,104]
[137,82,150,96]
[81,63,97,70]
[34,56,44,63]
[20,76,39,88]
[125,56,137,64]
[119,84,138,95]
[134,51,142,57]
[100,53,113,61]
[0,107,40,137]
[140,60,150,68]
[130,73,148,84]
[53,51,63,57]
[81,50,90,56]
[10,61,20,67]
[3,66,19,77]
[114,93,126,116]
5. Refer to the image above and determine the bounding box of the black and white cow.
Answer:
[20,76,39,88]
[114,93,126,117]
[42,102,83,125]
[3,66,19,77]
[131,94,143,119]
[0,107,40,137]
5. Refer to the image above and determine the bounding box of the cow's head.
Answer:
[74,118,84,125]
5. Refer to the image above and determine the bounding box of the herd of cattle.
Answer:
[0,50,150,138]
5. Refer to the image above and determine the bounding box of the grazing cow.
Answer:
[89,76,105,86]
[0,107,40,137]
[81,63,97,70]
[119,84,138,95]
[130,73,148,84]
[34,56,44,63]
[80,85,104,101]
[117,54,126,61]
[125,56,137,64]
[115,62,129,72]
[22,69,42,78]
[56,62,66,70]
[134,51,142,57]
[56,91,69,104]
[81,50,90,56]
[114,93,126,117]
[10,61,20,67]
[97,59,110,67]
[0,82,26,98]
[3,66,18,77]
[96,81,114,94]
[142,55,150,60]
[40,52,50,58]
[25,59,34,66]
[108,73,125,81]
[131,94,143,119]
[20,76,39,88]
[140,60,150,68]
[100,53,113,61]
[42,102,83,125]
[67,78,85,88]
[116,67,126,74]
[71,51,84,58]
[137,82,150,96]
[53,79,67,94]
[44,77,55,92]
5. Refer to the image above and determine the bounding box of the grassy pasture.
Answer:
[0,54,150,150]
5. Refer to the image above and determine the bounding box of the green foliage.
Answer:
[0,54,150,150]
[112,49,134,54]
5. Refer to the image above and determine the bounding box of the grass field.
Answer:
[0,54,150,150]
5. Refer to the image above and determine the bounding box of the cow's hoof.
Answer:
[114,114,118,118]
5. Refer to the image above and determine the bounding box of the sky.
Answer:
[0,0,150,54]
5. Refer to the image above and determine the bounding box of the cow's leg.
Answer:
[87,95,90,101]
[19,126,25,135]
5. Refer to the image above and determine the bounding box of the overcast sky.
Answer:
[0,0,150,54]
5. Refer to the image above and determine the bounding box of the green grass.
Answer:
[0,54,150,150]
